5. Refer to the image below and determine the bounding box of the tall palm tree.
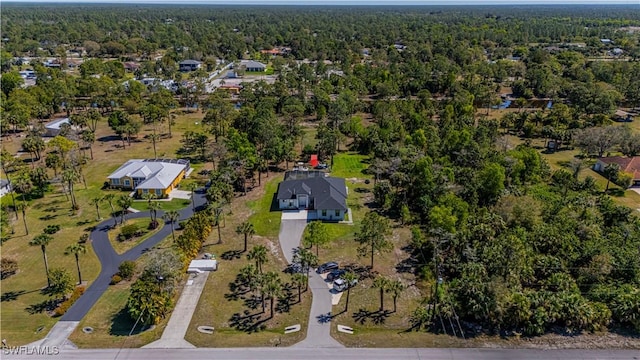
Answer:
[62,168,80,211]
[386,279,405,313]
[118,195,133,224]
[17,203,29,235]
[148,200,161,223]
[373,276,390,312]
[29,234,54,287]
[263,272,283,319]
[149,133,160,159]
[291,273,306,303]
[104,193,117,226]
[236,221,255,252]
[342,271,358,313]
[90,196,103,220]
[209,202,225,244]
[247,245,268,274]
[186,183,197,211]
[295,248,318,291]
[162,210,180,241]
[65,243,87,284]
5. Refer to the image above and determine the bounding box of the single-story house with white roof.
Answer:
[107,159,190,198]
[44,118,70,137]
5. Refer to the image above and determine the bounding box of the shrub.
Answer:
[54,286,85,317]
[43,224,61,234]
[110,274,123,285]
[1,257,18,279]
[119,223,141,241]
[118,260,136,280]
[148,220,159,230]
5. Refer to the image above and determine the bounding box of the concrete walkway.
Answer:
[144,272,210,349]
[278,216,343,348]
[30,321,79,349]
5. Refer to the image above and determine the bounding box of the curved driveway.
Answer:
[34,188,208,348]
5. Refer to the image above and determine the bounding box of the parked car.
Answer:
[326,269,346,281]
[333,277,358,292]
[315,163,328,169]
[316,261,339,274]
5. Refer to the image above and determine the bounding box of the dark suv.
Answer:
[316,261,339,274]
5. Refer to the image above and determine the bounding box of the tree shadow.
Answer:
[352,308,392,325]
[1,290,26,302]
[229,310,267,333]
[109,307,148,336]
[25,299,59,315]
[224,274,251,301]
[39,214,58,221]
[220,250,243,260]
[275,283,295,314]
[343,263,375,280]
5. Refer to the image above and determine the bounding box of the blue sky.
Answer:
[5,0,639,4]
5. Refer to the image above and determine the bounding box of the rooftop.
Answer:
[598,156,640,180]
[108,159,189,189]
[277,174,347,210]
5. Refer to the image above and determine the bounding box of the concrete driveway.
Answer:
[278,215,343,348]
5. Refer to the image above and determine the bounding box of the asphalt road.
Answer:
[3,347,639,360]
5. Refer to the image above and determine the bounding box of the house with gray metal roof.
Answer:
[179,59,202,72]
[44,118,71,137]
[276,171,348,221]
[244,60,266,72]
[107,159,190,198]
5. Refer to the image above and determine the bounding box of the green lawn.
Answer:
[130,198,192,212]
[247,176,283,238]
[0,109,209,345]
[107,218,165,255]
[331,152,371,179]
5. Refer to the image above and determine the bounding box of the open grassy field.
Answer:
[0,109,208,345]
[330,152,371,179]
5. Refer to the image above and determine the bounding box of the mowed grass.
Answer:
[185,176,310,347]
[0,109,208,346]
[330,152,371,179]
[107,218,164,255]
[130,198,192,212]
[247,176,282,238]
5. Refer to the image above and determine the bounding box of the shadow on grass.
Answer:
[352,308,392,325]
[220,250,243,260]
[1,290,26,302]
[229,309,267,333]
[25,298,59,315]
[109,307,148,336]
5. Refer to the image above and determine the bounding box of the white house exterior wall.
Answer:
[316,209,345,221]
[279,198,299,209]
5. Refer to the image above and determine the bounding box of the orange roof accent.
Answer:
[598,156,640,180]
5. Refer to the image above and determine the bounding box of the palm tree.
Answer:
[263,272,283,319]
[247,245,268,274]
[12,172,33,208]
[104,193,117,226]
[62,168,80,211]
[236,221,255,252]
[373,276,390,312]
[148,200,161,223]
[17,203,29,235]
[29,234,54,287]
[162,210,180,241]
[90,196,103,220]
[149,133,160,159]
[291,273,307,303]
[210,202,225,244]
[186,183,197,211]
[65,243,87,284]
[118,195,133,224]
[603,163,620,192]
[342,271,358,313]
[295,248,318,291]
[386,279,405,313]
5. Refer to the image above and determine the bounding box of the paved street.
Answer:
[3,347,639,360]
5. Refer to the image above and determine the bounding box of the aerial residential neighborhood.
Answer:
[0,2,639,360]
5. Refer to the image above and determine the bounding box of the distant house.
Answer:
[276,170,348,221]
[594,156,640,187]
[613,110,634,122]
[179,60,202,72]
[124,62,140,72]
[0,179,12,197]
[44,118,70,137]
[244,60,266,72]
[107,159,191,198]
[600,39,613,44]
[218,84,242,95]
